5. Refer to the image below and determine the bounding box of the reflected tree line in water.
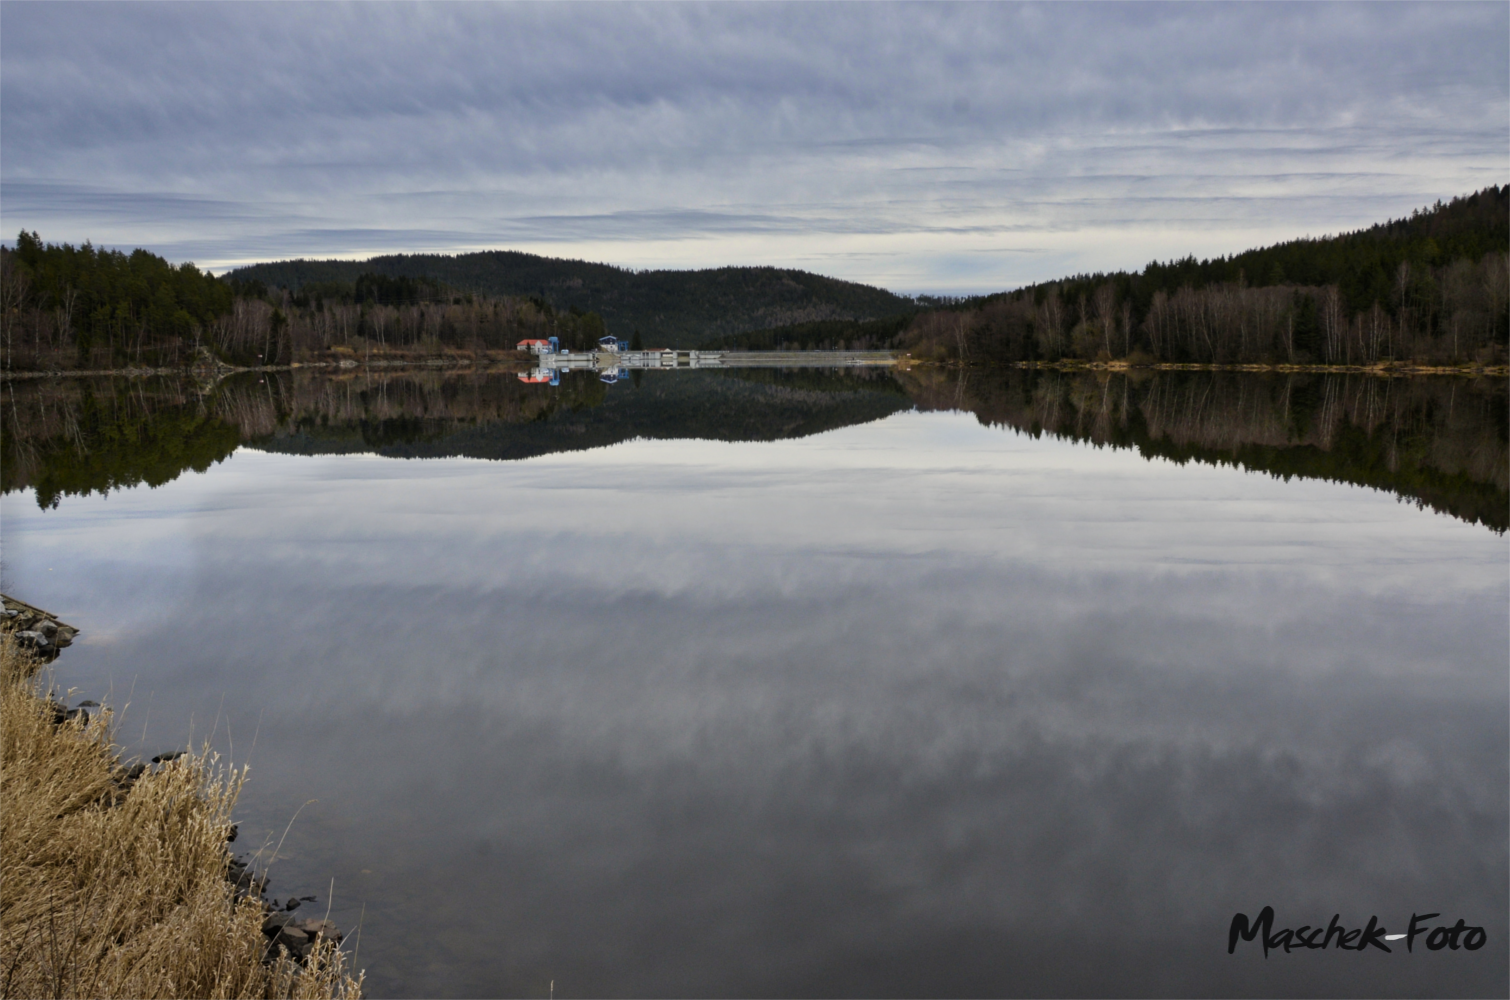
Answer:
[3,368,1504,531]
[900,369,1507,531]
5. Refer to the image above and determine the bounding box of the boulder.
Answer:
[275,925,311,952]
[262,911,296,935]
[296,919,342,943]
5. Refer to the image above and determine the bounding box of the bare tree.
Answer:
[1485,250,1510,344]
[53,286,77,362]
[0,252,29,374]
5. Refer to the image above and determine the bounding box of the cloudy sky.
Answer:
[2,2,1506,293]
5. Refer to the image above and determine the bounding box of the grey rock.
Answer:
[64,707,90,724]
[296,919,341,942]
[34,620,58,638]
[14,630,43,647]
[262,911,296,934]
[151,751,185,763]
[284,897,300,911]
[77,700,98,707]
[54,628,76,647]
[275,926,311,951]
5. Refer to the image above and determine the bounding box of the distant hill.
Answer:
[225,252,916,348]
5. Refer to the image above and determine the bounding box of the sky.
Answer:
[2,2,1506,294]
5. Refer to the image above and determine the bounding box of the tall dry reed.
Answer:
[0,635,362,999]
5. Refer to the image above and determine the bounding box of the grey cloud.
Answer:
[2,3,1505,290]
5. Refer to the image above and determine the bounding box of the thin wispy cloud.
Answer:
[2,2,1504,292]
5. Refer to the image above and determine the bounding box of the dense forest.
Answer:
[706,315,915,352]
[209,279,615,364]
[1,231,234,370]
[897,186,1509,366]
[0,234,614,369]
[226,253,916,348]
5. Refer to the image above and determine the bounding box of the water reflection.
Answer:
[4,367,1505,531]
[0,368,1505,998]
[901,368,1509,532]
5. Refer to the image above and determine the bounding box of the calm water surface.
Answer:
[2,369,1505,997]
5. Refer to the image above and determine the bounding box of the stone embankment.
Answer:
[0,592,347,966]
[3,595,79,661]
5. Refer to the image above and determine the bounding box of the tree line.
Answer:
[0,234,614,370]
[1,231,233,369]
[898,186,1509,367]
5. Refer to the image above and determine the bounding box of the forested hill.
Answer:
[899,185,1509,367]
[1136,184,1508,307]
[225,252,915,348]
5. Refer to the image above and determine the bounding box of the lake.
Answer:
[2,366,1506,998]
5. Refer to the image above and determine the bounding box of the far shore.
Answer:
[899,357,1510,378]
[3,351,1507,381]
[0,350,538,380]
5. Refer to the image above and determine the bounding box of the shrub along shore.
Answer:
[0,596,362,999]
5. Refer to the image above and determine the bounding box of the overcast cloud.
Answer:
[2,2,1505,292]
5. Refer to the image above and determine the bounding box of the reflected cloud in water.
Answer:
[2,395,1505,997]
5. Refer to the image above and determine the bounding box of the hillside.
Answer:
[225,252,916,348]
[899,185,1509,367]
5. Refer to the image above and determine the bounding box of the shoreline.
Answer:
[0,594,363,998]
[0,353,537,381]
[899,358,1510,378]
[2,355,1507,380]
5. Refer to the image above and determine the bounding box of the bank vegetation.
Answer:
[0,630,362,998]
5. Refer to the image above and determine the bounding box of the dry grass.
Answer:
[0,635,363,999]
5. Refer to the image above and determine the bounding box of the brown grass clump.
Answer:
[0,635,363,999]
